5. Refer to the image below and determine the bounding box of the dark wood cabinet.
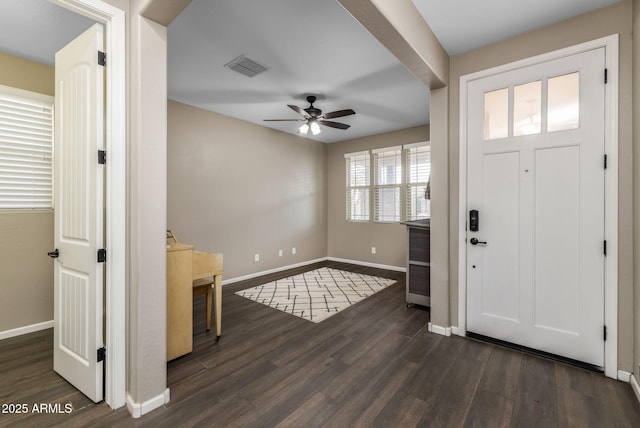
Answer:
[402,219,430,307]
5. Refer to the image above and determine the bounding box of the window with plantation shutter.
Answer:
[0,85,54,209]
[373,146,402,222]
[345,151,370,221]
[405,142,430,220]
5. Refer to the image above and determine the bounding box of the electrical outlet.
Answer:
[254,253,260,262]
[292,247,297,255]
[371,246,376,254]
[278,249,283,257]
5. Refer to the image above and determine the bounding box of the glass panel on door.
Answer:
[548,72,579,132]
[483,88,508,140]
[513,80,541,136]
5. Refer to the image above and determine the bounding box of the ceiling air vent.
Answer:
[224,55,269,78]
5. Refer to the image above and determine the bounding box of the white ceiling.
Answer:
[0,0,623,143]
[411,0,623,56]
[167,0,429,143]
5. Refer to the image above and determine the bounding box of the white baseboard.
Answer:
[630,374,640,405]
[222,258,328,285]
[223,257,405,286]
[618,370,632,383]
[0,320,54,340]
[428,322,451,336]
[327,257,406,273]
[127,388,170,418]
[451,326,462,336]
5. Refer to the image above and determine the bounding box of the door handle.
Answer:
[470,238,487,246]
[47,249,59,258]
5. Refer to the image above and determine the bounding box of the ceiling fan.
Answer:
[264,95,355,135]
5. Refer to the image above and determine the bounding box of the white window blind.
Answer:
[0,85,54,209]
[405,143,431,220]
[373,146,402,222]
[345,151,370,221]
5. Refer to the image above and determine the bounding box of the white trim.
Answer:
[222,258,328,285]
[372,145,402,154]
[126,389,170,419]
[223,257,405,286]
[327,257,406,273]
[0,321,54,340]
[344,150,370,158]
[49,0,127,409]
[428,322,451,336]
[451,326,462,337]
[0,84,54,103]
[458,35,619,378]
[602,35,619,381]
[618,370,632,383]
[403,141,430,150]
[630,375,640,405]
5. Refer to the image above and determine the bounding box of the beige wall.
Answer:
[327,125,429,268]
[0,52,54,333]
[0,51,55,96]
[632,0,640,386]
[448,1,634,370]
[167,100,328,280]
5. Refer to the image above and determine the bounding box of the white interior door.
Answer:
[466,48,606,367]
[53,23,105,402]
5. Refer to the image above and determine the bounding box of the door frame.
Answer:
[457,35,619,379]
[50,0,126,408]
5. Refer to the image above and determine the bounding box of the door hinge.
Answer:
[604,154,607,169]
[604,240,607,256]
[97,248,107,263]
[604,68,608,84]
[97,347,106,362]
[603,325,607,341]
[98,150,106,165]
[98,51,106,67]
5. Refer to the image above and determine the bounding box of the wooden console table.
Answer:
[166,238,223,361]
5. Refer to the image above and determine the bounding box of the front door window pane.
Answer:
[548,72,579,132]
[513,81,541,136]
[484,88,508,140]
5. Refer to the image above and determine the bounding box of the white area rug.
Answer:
[235,267,397,323]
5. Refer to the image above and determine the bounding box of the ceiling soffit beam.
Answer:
[140,0,191,27]
[337,0,449,89]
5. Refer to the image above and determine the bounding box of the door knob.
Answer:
[470,238,487,246]
[47,249,59,258]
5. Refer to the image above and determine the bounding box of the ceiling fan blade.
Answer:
[318,120,350,130]
[263,119,305,122]
[322,109,355,119]
[287,104,309,117]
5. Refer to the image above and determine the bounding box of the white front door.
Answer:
[466,48,606,367]
[53,23,105,402]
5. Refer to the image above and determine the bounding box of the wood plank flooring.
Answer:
[1,260,639,427]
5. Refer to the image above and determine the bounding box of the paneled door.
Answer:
[466,48,606,367]
[53,23,105,402]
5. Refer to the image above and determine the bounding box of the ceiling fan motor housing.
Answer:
[305,96,321,117]
[305,107,322,118]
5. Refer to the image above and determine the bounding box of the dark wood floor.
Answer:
[2,260,639,427]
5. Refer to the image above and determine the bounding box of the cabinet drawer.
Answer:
[408,264,430,296]
[409,228,430,262]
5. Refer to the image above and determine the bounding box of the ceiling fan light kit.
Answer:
[264,95,355,137]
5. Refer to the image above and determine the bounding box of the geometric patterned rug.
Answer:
[235,267,397,323]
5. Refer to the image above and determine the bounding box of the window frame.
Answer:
[345,141,431,223]
[404,141,431,221]
[372,145,403,223]
[345,150,371,222]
